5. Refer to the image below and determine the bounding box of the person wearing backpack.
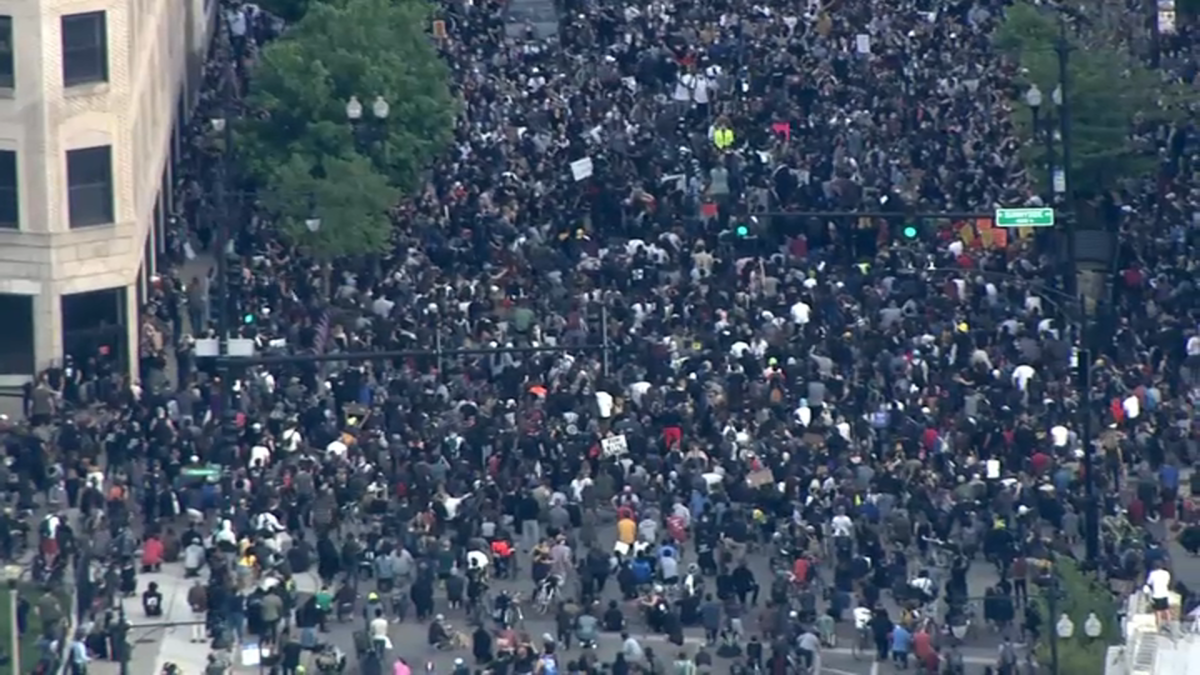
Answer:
[997,636,1018,675]
[673,651,696,675]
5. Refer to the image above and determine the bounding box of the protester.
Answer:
[11,0,1200,673]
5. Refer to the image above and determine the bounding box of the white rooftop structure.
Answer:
[1107,590,1200,675]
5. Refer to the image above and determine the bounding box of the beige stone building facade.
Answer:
[0,0,212,385]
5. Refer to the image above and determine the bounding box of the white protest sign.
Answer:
[986,459,1001,480]
[601,434,629,457]
[570,157,594,181]
[855,34,871,54]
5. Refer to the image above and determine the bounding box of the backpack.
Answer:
[999,642,1017,666]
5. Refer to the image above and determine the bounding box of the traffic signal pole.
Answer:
[215,19,241,460]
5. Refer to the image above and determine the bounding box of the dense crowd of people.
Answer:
[9,0,1200,674]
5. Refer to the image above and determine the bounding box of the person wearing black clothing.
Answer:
[732,562,758,606]
[602,600,624,631]
[472,624,493,664]
[143,581,164,617]
[871,610,894,661]
[411,576,435,621]
[280,631,303,675]
[745,637,763,669]
[445,572,465,609]
[518,494,540,551]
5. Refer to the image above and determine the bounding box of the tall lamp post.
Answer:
[211,13,241,462]
[346,96,391,159]
[1024,84,1067,199]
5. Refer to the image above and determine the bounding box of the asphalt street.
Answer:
[75,518,1023,675]
[303,524,1018,675]
[76,539,1018,675]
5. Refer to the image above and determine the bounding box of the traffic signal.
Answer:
[735,223,750,237]
[902,224,919,239]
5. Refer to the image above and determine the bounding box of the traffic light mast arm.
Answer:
[753,211,995,219]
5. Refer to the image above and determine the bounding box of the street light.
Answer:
[2,565,19,675]
[346,95,363,121]
[1025,84,1044,109]
[1056,613,1075,639]
[371,96,390,120]
[346,95,389,122]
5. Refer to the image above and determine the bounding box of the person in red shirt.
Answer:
[142,534,164,573]
[913,628,934,663]
[793,557,810,585]
[1029,451,1051,476]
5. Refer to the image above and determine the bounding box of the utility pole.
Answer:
[1054,8,1077,298]
[1048,580,1061,675]
[115,602,130,675]
[1079,347,1100,562]
[213,13,243,465]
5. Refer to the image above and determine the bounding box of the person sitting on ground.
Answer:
[427,614,450,648]
[142,581,164,617]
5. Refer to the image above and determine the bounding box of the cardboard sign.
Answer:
[747,468,775,488]
[432,20,447,38]
[601,434,629,457]
[570,157,594,181]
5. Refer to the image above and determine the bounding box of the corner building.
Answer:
[0,0,212,385]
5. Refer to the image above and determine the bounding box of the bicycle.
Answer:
[501,592,526,629]
[851,626,872,660]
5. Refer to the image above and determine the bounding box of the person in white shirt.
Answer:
[1011,364,1036,391]
[1145,562,1172,626]
[369,607,390,652]
[853,605,874,631]
[830,509,854,537]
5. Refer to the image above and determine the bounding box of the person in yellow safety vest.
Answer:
[711,116,735,150]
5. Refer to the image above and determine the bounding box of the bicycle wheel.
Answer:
[852,635,867,661]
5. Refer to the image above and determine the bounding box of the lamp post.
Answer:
[1053,610,1074,675]
[346,95,391,154]
[1024,84,1067,201]
[2,565,18,675]
[208,5,242,465]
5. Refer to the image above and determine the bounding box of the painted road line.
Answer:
[822,647,997,665]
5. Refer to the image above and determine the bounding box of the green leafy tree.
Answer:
[238,0,454,258]
[1031,557,1120,674]
[254,0,313,23]
[994,2,1186,193]
[261,154,396,266]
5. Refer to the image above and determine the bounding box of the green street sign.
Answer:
[994,207,1055,228]
[182,465,221,478]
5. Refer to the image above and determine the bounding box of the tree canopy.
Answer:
[994,1,1188,194]
[238,0,455,259]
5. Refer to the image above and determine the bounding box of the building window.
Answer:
[0,151,17,229]
[61,12,107,87]
[0,18,13,89]
[67,146,114,228]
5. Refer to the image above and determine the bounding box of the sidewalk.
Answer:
[87,563,211,675]
[86,563,322,675]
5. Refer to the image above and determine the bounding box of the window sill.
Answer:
[0,88,13,100]
[63,82,110,98]
[68,221,116,230]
